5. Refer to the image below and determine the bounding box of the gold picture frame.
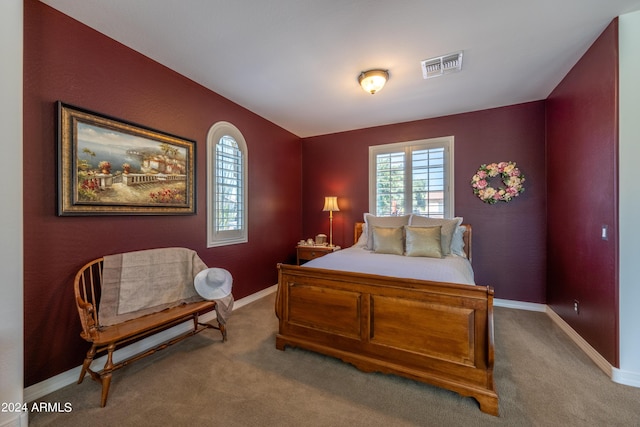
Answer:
[57,102,196,215]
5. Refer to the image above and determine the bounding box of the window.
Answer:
[369,136,453,218]
[207,122,248,247]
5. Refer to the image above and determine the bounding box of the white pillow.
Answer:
[408,215,463,256]
[355,221,368,247]
[363,213,411,250]
[355,226,368,246]
[451,225,467,257]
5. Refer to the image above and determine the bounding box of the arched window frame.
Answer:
[207,121,248,247]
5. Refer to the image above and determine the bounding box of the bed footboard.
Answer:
[275,263,498,416]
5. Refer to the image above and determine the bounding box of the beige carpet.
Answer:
[29,293,640,426]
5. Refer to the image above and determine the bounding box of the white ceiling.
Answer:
[41,0,640,138]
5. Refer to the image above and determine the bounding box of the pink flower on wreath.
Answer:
[506,186,519,197]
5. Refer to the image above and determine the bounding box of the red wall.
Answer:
[301,101,547,303]
[23,0,302,386]
[546,20,619,365]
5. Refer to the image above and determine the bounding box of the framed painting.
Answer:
[57,102,196,215]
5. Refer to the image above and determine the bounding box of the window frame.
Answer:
[368,136,454,218]
[207,121,248,247]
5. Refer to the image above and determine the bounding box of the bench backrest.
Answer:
[74,258,104,340]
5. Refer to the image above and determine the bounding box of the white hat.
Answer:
[194,268,233,300]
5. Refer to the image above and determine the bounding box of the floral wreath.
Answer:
[471,161,525,204]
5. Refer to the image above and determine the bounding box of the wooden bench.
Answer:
[74,257,226,407]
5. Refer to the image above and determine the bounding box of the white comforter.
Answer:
[302,245,475,285]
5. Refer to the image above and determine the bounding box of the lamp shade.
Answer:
[323,196,340,212]
[358,69,389,94]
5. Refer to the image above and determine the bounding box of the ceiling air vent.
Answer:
[421,51,463,79]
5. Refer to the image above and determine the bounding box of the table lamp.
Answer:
[322,196,340,247]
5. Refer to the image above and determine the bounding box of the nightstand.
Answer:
[296,245,337,265]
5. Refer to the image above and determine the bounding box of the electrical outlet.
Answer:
[573,300,580,314]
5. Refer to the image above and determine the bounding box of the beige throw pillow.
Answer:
[372,226,404,255]
[408,216,462,256]
[364,214,410,250]
[404,226,443,258]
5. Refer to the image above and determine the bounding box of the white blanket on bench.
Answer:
[99,247,208,327]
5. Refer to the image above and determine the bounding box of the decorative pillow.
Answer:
[404,226,442,258]
[372,226,404,255]
[451,225,467,257]
[364,213,411,250]
[408,216,462,256]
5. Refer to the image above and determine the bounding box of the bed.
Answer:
[275,215,498,416]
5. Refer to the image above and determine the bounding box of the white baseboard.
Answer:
[612,367,640,388]
[545,306,613,377]
[498,299,640,389]
[24,285,278,403]
[233,284,277,309]
[494,298,546,312]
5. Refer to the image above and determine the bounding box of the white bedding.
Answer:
[302,245,475,285]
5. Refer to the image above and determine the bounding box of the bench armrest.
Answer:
[76,297,99,340]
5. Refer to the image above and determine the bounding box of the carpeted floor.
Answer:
[29,292,640,426]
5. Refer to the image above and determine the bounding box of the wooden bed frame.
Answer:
[275,223,498,416]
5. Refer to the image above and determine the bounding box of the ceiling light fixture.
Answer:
[358,69,389,94]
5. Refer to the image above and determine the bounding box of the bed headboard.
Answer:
[353,222,472,262]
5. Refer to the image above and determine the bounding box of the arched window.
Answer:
[207,122,248,247]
